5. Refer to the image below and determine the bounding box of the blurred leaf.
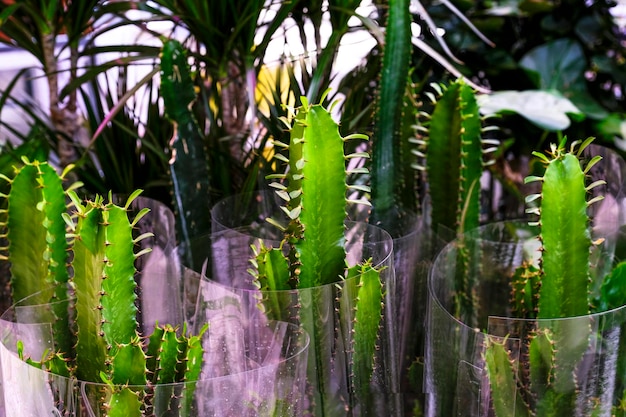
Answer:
[575,14,604,49]
[566,89,608,120]
[596,113,626,151]
[595,261,626,312]
[519,38,607,120]
[519,0,557,14]
[477,90,583,131]
[592,55,626,85]
[59,49,161,100]
[519,38,585,91]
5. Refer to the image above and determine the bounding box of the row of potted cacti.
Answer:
[3,77,626,417]
[0,158,311,416]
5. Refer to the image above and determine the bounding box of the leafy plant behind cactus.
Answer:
[249,96,386,415]
[0,161,206,416]
[484,138,626,416]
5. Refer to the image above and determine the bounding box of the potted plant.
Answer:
[0,159,310,416]
[192,96,399,416]
[425,138,626,416]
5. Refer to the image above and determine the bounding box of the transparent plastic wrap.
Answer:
[0,289,309,417]
[200,192,400,416]
[425,221,626,417]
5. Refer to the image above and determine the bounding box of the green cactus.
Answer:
[70,191,146,383]
[413,79,495,236]
[510,262,541,319]
[413,79,498,323]
[370,0,412,220]
[341,260,384,402]
[250,97,385,415]
[1,163,207,416]
[527,140,598,319]
[484,138,613,416]
[0,159,77,359]
[160,38,213,261]
[483,336,531,417]
[147,323,208,417]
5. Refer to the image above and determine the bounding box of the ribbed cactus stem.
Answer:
[71,193,143,383]
[1,159,73,361]
[486,138,606,416]
[416,79,485,236]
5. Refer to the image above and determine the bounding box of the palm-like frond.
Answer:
[74,67,170,200]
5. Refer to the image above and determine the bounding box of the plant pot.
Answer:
[425,221,626,417]
[207,190,284,286]
[194,193,400,416]
[210,190,426,372]
[364,205,428,412]
[123,195,183,332]
[0,288,310,417]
